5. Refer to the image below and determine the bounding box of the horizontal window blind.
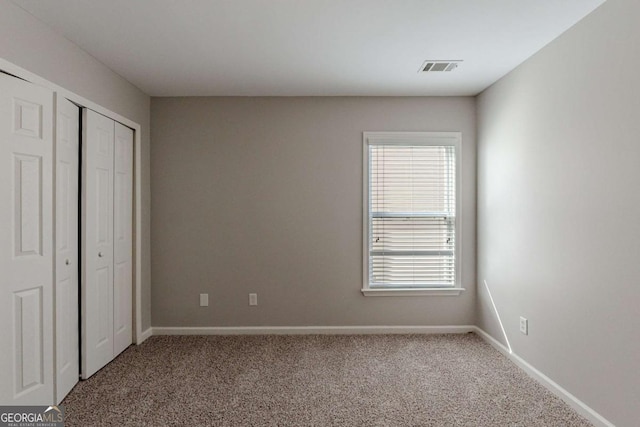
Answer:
[368,144,456,288]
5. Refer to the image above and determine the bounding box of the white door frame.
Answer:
[0,57,145,345]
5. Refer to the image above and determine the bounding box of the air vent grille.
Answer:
[419,60,462,73]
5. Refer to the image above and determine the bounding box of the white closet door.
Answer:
[113,122,133,356]
[81,109,115,379]
[55,96,79,402]
[0,72,54,404]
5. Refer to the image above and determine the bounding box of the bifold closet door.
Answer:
[113,122,133,356]
[82,110,133,379]
[82,109,115,379]
[0,72,54,404]
[55,96,80,402]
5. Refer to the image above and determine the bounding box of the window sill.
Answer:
[361,288,465,297]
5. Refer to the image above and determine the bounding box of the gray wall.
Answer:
[151,97,476,326]
[0,0,152,331]
[477,0,640,425]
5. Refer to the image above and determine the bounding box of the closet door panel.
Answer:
[0,72,54,405]
[82,109,115,379]
[55,96,80,402]
[113,123,133,356]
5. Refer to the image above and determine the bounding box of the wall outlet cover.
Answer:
[519,316,528,335]
[249,293,258,306]
[200,293,209,307]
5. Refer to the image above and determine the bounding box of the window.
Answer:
[362,132,463,296]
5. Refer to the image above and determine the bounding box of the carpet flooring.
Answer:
[62,333,592,426]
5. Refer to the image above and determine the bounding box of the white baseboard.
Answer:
[137,327,153,344]
[152,325,475,336]
[473,327,614,427]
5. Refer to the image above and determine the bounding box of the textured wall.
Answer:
[0,0,152,331]
[477,0,639,425]
[151,97,476,327]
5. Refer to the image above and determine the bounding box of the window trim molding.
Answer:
[362,131,463,296]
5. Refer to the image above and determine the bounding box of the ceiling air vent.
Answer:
[419,60,462,73]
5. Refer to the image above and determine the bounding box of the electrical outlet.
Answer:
[519,316,528,335]
[249,293,258,306]
[199,293,209,307]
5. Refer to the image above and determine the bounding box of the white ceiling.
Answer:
[12,0,605,96]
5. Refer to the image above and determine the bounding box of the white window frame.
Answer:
[362,132,464,297]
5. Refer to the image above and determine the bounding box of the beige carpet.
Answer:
[62,333,591,426]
